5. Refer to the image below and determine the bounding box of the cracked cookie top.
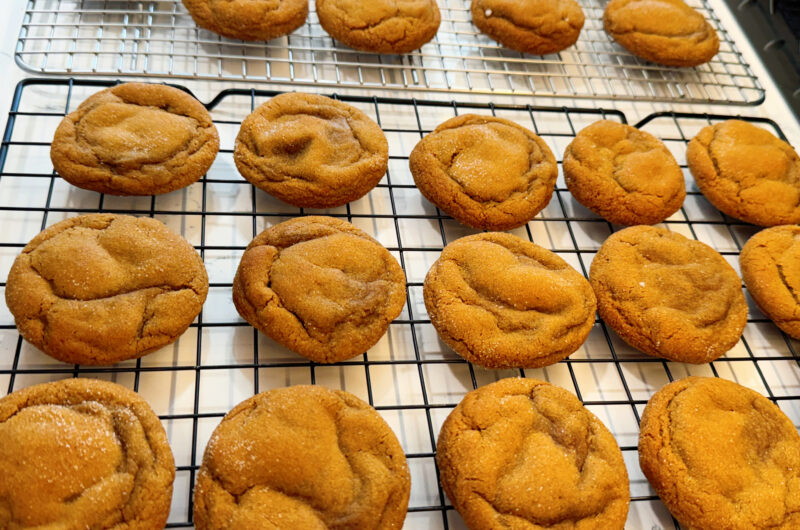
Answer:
[50,83,219,196]
[409,114,557,230]
[687,120,800,226]
[193,385,410,529]
[4,214,209,365]
[740,225,800,339]
[590,225,747,364]
[0,378,175,529]
[471,0,585,55]
[316,0,440,54]
[563,120,685,226]
[639,376,800,529]
[437,377,629,530]
[182,0,308,41]
[234,92,389,209]
[232,216,406,363]
[603,0,719,67]
[423,232,596,368]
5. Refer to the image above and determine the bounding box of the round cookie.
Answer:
[193,385,410,529]
[424,232,596,368]
[4,214,209,365]
[51,82,219,196]
[0,378,175,529]
[234,92,389,209]
[316,0,440,54]
[182,0,308,41]
[437,377,630,529]
[590,225,747,364]
[471,0,584,55]
[232,216,406,363]
[687,120,800,226]
[409,114,558,231]
[563,120,685,225]
[603,0,720,67]
[639,376,800,529]
[740,225,800,338]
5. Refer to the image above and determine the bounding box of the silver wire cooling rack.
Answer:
[2,79,799,529]
[15,0,764,104]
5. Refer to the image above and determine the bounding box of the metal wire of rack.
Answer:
[15,0,764,105]
[1,78,799,529]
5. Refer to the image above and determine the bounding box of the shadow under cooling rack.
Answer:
[2,79,799,529]
[15,0,764,105]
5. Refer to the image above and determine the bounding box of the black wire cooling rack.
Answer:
[1,78,799,529]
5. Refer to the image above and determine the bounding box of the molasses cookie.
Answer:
[740,225,800,338]
[604,0,720,67]
[590,226,747,363]
[316,0,440,54]
[563,120,685,225]
[0,378,175,529]
[51,82,219,196]
[409,114,557,231]
[182,0,308,41]
[639,376,800,529]
[194,385,410,529]
[687,120,800,226]
[424,232,596,368]
[4,214,208,365]
[234,92,389,208]
[472,0,584,55]
[232,216,406,363]
[437,378,630,530]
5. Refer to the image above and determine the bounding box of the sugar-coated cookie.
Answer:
[437,378,630,529]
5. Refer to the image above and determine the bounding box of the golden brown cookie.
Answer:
[193,385,410,529]
[740,225,800,338]
[409,114,557,231]
[4,214,208,365]
[687,120,800,226]
[639,376,800,529]
[232,216,406,363]
[0,378,175,529]
[603,0,720,67]
[563,120,685,225]
[234,92,389,209]
[51,82,219,196]
[471,0,584,55]
[437,378,630,529]
[424,232,596,368]
[316,0,440,54]
[590,226,747,364]
[182,0,308,41]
